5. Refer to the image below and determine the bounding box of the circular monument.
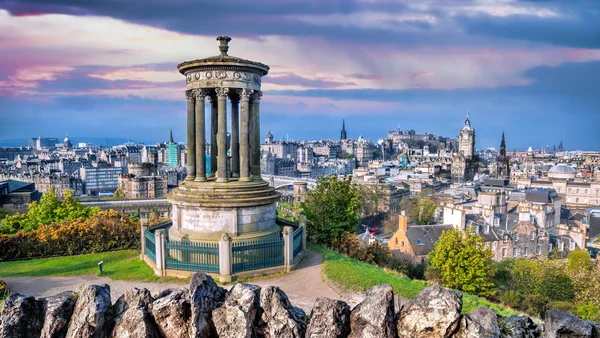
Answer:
[169,36,281,242]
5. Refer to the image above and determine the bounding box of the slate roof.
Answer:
[590,214,600,239]
[0,180,35,193]
[405,224,453,256]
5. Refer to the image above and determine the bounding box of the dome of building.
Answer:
[63,133,72,149]
[548,163,576,179]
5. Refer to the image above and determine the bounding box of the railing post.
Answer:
[299,215,307,250]
[219,233,232,283]
[283,226,293,272]
[140,220,148,256]
[154,229,166,277]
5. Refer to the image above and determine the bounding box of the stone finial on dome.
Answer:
[217,36,232,56]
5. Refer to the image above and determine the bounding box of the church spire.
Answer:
[340,119,347,140]
[169,128,174,143]
[500,131,506,156]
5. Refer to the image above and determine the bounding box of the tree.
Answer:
[302,175,362,245]
[408,196,437,225]
[567,249,594,273]
[113,187,125,200]
[428,228,495,296]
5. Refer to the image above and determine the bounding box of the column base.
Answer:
[216,178,229,183]
[194,176,207,182]
[185,176,195,182]
[238,177,252,182]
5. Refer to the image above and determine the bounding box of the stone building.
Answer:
[492,132,510,179]
[389,215,453,264]
[0,180,41,212]
[452,114,479,183]
[118,163,167,199]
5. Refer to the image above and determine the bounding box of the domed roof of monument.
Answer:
[549,163,576,175]
[177,36,269,75]
[64,133,70,142]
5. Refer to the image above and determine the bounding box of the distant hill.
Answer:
[0,137,139,147]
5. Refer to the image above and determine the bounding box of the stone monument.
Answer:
[168,36,280,243]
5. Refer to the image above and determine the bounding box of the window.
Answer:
[549,242,553,252]
[494,218,500,226]
[514,233,519,242]
[559,241,565,252]
[536,246,542,255]
[492,242,497,250]
[577,189,580,194]
[417,239,424,246]
[395,238,398,245]
[530,231,535,241]
[484,224,490,234]
[576,198,579,203]
[568,188,571,193]
[502,248,506,258]
[513,248,518,257]
[570,241,575,250]
[523,247,528,256]
[401,241,405,248]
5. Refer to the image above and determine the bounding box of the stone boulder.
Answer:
[349,284,397,338]
[587,321,600,338]
[188,272,226,338]
[39,291,77,338]
[306,297,351,338]
[152,288,191,338]
[397,285,462,338]
[0,293,44,338]
[544,310,594,338]
[258,286,307,338]
[65,284,113,338]
[111,288,159,338]
[454,307,500,338]
[212,283,261,338]
[499,315,541,338]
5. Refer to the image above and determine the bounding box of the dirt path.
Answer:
[1,250,360,312]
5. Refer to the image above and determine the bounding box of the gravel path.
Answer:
[1,250,360,312]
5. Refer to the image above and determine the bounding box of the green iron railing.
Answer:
[232,236,284,274]
[144,229,156,263]
[293,227,303,259]
[165,240,219,273]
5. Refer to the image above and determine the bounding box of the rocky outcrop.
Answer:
[397,285,462,338]
[306,297,350,338]
[111,288,158,338]
[2,276,600,338]
[40,291,77,338]
[212,283,261,338]
[0,293,44,338]
[65,284,113,338]
[349,284,397,338]
[499,315,541,338]
[188,272,226,338]
[544,310,594,338]
[259,286,307,338]
[454,307,500,338]
[151,288,191,338]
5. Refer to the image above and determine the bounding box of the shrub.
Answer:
[578,302,600,322]
[0,280,7,296]
[0,210,139,261]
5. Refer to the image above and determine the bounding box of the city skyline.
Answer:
[1,0,599,150]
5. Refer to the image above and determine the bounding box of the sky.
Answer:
[0,0,599,150]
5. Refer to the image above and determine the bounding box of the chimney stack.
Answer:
[399,215,408,232]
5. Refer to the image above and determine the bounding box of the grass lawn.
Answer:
[0,250,183,283]
[310,243,517,316]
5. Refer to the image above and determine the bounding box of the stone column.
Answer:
[218,233,232,283]
[216,87,229,183]
[194,89,207,181]
[154,229,166,276]
[250,91,262,179]
[140,221,148,256]
[230,93,240,178]
[283,226,294,272]
[209,94,218,177]
[185,90,196,181]
[299,215,307,251]
[239,89,252,182]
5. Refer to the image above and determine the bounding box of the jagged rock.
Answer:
[544,310,593,338]
[306,297,351,338]
[499,315,541,338]
[212,283,261,338]
[39,291,77,338]
[0,293,44,338]
[188,272,226,338]
[111,288,158,338]
[454,307,500,338]
[259,286,307,338]
[65,284,113,338]
[349,284,397,338]
[397,285,462,338]
[152,288,191,338]
[587,321,600,338]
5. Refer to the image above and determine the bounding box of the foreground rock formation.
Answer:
[0,273,598,338]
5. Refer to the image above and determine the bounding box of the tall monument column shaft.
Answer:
[239,89,252,182]
[194,89,207,181]
[185,90,196,181]
[250,92,262,178]
[216,87,229,183]
[230,95,240,178]
[210,95,218,176]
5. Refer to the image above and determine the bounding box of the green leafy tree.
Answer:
[302,175,362,245]
[428,228,495,296]
[408,196,437,225]
[567,249,594,273]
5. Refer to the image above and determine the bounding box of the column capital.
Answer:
[185,90,195,102]
[192,88,207,100]
[251,91,262,101]
[216,87,229,98]
[241,88,253,100]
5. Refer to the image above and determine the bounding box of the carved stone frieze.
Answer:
[185,70,261,86]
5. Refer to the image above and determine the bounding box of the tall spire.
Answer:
[500,131,506,156]
[340,119,347,140]
[169,128,174,143]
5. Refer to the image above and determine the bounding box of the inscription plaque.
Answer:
[181,208,232,233]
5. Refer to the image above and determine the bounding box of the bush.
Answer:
[0,280,7,296]
[0,210,140,261]
[550,300,578,315]
[578,302,600,322]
